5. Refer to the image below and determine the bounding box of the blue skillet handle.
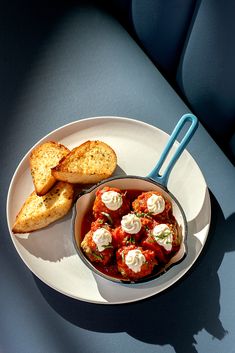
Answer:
[147,113,199,187]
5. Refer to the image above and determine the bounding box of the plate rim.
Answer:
[6,115,211,304]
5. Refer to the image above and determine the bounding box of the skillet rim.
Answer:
[71,175,188,284]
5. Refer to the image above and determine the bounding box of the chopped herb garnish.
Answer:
[135,212,153,218]
[102,244,113,249]
[154,229,171,241]
[128,235,135,244]
[92,252,103,261]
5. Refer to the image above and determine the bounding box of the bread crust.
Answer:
[51,140,117,183]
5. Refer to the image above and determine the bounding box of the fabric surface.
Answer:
[1,2,235,353]
[177,0,235,155]
[131,0,197,77]
[126,0,235,162]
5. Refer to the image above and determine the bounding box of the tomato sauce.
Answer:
[80,188,180,281]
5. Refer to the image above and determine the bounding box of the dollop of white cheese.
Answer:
[92,228,112,252]
[121,213,142,234]
[147,194,165,215]
[152,224,173,251]
[101,191,123,211]
[125,249,146,273]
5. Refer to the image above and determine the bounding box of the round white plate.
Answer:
[6,116,211,304]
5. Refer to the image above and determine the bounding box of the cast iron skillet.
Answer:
[72,113,198,283]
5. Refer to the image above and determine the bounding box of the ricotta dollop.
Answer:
[125,249,146,273]
[152,224,173,251]
[147,194,165,215]
[101,191,123,211]
[121,213,142,234]
[92,228,112,252]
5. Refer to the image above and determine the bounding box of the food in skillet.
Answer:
[112,213,153,247]
[132,191,172,221]
[92,186,130,225]
[141,221,181,264]
[80,188,182,281]
[116,245,157,281]
[81,219,114,266]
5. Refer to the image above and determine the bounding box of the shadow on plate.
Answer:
[16,210,76,262]
[35,191,235,353]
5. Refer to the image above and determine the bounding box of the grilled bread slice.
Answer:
[12,182,74,233]
[30,141,70,196]
[51,140,117,184]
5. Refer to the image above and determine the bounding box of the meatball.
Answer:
[112,214,153,248]
[93,186,130,226]
[112,226,139,248]
[116,245,157,281]
[132,191,172,221]
[81,224,114,265]
[141,221,180,263]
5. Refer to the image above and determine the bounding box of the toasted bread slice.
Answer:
[12,182,74,233]
[30,141,70,196]
[51,140,117,184]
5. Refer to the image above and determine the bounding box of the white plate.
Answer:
[6,116,211,304]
